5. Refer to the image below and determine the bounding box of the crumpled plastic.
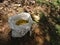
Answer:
[8,12,33,37]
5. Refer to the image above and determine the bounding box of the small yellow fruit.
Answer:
[32,15,40,22]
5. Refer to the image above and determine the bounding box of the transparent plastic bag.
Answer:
[8,12,33,37]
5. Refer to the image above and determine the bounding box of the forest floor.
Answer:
[0,0,60,45]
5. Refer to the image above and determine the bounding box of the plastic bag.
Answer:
[8,12,33,37]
